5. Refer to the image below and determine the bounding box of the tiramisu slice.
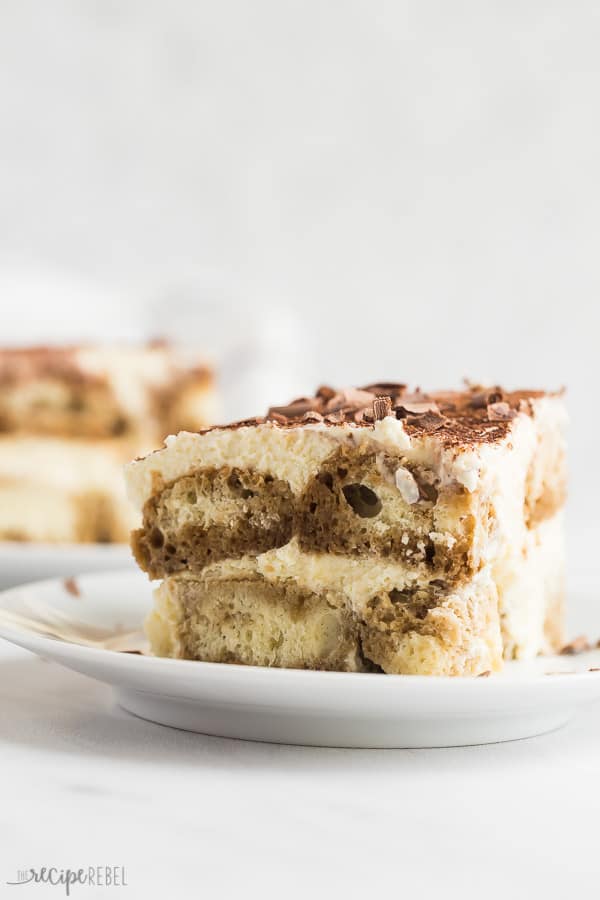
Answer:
[0,343,216,543]
[126,383,566,675]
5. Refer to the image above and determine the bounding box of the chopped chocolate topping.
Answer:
[360,382,407,401]
[192,382,560,450]
[396,401,441,416]
[268,398,320,419]
[267,411,291,425]
[316,384,337,402]
[324,388,375,415]
[404,411,447,432]
[467,387,503,409]
[372,396,392,421]
[487,401,516,421]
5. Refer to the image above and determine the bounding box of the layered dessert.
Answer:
[127,383,567,675]
[0,343,216,543]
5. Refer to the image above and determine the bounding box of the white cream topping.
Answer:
[126,425,343,507]
[394,466,420,504]
[126,415,496,509]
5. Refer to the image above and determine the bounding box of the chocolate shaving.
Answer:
[405,412,446,431]
[589,668,600,672]
[324,411,346,424]
[560,635,591,655]
[372,396,392,420]
[395,401,440,417]
[267,411,290,425]
[316,385,336,402]
[468,387,504,410]
[487,401,516,421]
[324,388,375,415]
[197,416,265,435]
[477,670,491,677]
[467,391,489,410]
[268,398,319,419]
[119,649,144,655]
[63,577,81,598]
[360,382,407,401]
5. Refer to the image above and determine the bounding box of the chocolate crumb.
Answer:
[467,392,489,410]
[560,636,591,655]
[268,398,319,419]
[487,401,516,421]
[396,401,441,416]
[477,670,491,677]
[405,411,446,431]
[468,388,503,409]
[373,395,393,421]
[63,577,81,598]
[360,382,407,398]
[324,411,345,424]
[316,385,336,402]
[267,411,289,425]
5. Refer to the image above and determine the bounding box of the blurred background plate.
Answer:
[0,541,135,590]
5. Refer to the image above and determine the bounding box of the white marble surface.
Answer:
[1,622,599,899]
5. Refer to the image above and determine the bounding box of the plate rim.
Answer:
[0,539,131,556]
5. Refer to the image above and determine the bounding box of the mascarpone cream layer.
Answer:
[125,416,517,510]
[172,538,478,611]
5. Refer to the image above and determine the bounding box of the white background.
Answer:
[1,4,599,896]
[1,2,598,538]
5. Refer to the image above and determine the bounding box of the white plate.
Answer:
[0,569,599,749]
[0,540,135,589]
